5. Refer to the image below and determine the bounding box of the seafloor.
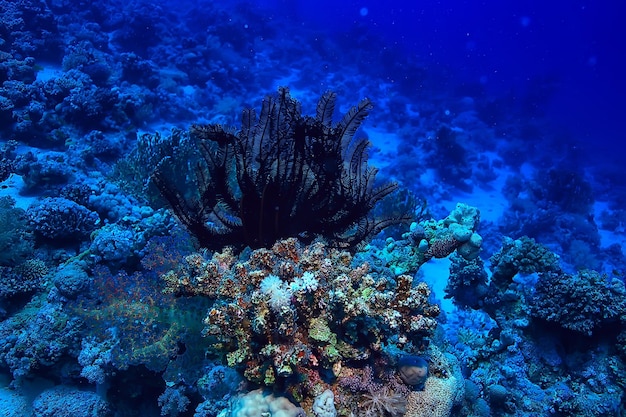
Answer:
[0,1,625,416]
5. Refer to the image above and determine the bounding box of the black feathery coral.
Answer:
[152,87,405,251]
[361,387,407,417]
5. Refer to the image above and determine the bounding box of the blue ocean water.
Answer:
[0,0,625,416]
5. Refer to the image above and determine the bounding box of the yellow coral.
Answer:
[404,376,460,417]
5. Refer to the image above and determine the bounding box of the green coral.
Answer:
[309,317,336,343]
[73,267,210,373]
[367,204,483,276]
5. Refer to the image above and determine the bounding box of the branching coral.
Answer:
[529,269,626,336]
[161,237,440,405]
[151,87,405,251]
[364,203,483,277]
[444,253,489,310]
[489,236,561,290]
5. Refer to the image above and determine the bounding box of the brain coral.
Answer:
[403,349,463,417]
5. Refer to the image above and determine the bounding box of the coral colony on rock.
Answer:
[0,1,625,417]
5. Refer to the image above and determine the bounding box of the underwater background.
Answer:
[1,0,625,416]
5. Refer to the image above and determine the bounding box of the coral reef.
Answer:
[0,258,48,299]
[489,236,561,289]
[161,237,441,413]
[481,236,562,321]
[0,295,81,385]
[365,203,482,277]
[0,1,623,416]
[158,386,191,417]
[444,253,489,310]
[0,140,17,181]
[404,348,464,417]
[360,387,407,417]
[28,197,99,242]
[74,264,204,373]
[311,389,337,417]
[111,128,196,204]
[88,224,134,265]
[498,169,602,269]
[195,364,243,416]
[445,236,626,417]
